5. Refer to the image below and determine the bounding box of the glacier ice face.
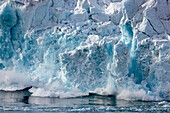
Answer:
[60,38,114,92]
[0,0,169,100]
[0,2,17,62]
[117,0,170,100]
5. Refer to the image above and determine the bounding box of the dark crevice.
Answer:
[136,28,151,37]
[40,10,48,25]
[159,18,168,33]
[9,27,14,49]
[146,17,159,34]
[141,31,150,37]
[38,3,50,26]
[50,0,54,7]
[10,10,20,50]
[30,3,49,28]
[159,17,170,21]
[13,0,25,6]
[0,63,5,69]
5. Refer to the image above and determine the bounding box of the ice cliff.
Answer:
[0,0,169,100]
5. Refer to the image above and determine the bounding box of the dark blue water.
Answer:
[0,90,169,113]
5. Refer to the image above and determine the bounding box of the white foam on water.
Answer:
[0,70,33,91]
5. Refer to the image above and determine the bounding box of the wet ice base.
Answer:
[0,90,169,113]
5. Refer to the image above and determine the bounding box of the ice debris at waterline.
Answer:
[0,0,169,101]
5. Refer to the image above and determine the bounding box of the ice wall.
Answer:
[0,0,169,100]
[117,0,170,100]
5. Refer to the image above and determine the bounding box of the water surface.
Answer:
[0,90,169,113]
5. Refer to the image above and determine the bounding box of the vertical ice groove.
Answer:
[119,6,137,81]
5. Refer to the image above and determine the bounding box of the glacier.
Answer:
[0,0,169,100]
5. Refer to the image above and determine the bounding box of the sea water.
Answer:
[0,0,169,101]
[0,90,169,113]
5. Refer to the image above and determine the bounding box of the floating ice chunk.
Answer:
[162,105,170,108]
[98,107,106,110]
[70,108,91,112]
[106,107,117,111]
[158,101,168,105]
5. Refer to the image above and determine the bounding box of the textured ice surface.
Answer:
[0,0,169,100]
